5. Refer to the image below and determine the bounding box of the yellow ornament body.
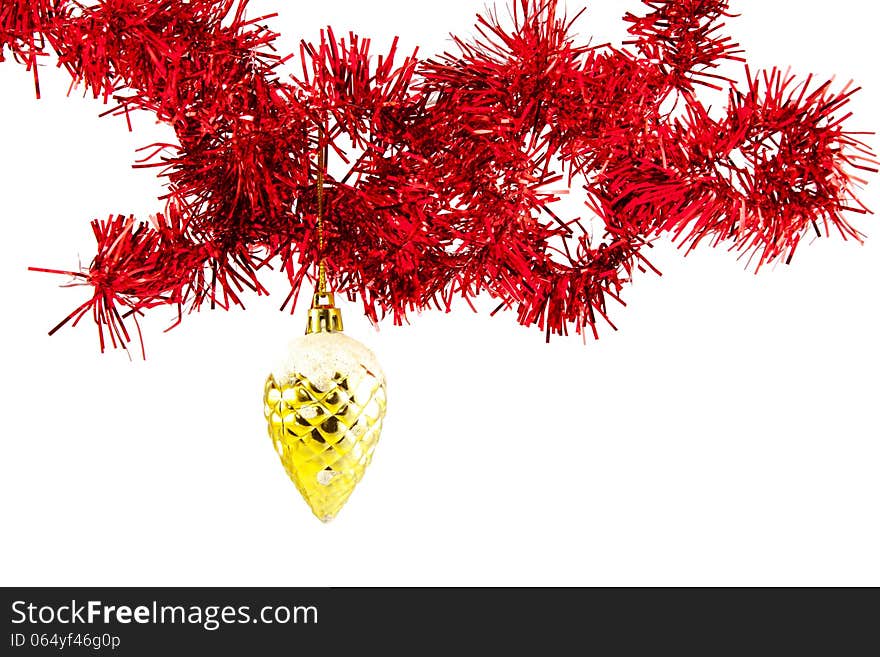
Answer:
[264,329,386,522]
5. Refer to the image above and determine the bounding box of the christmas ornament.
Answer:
[263,293,387,521]
[263,140,387,520]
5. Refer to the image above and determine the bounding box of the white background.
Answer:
[1,0,877,586]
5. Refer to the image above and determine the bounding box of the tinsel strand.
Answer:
[1,0,873,351]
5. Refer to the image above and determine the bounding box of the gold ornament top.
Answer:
[305,292,343,335]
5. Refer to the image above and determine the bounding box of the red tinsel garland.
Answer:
[1,0,875,350]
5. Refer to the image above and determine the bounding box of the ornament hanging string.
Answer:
[316,128,328,299]
[2,0,875,352]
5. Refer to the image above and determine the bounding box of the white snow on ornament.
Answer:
[316,470,337,486]
[298,405,319,420]
[272,331,385,388]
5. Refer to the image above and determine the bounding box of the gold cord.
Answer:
[316,134,328,297]
[305,128,343,333]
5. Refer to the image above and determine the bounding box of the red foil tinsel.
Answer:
[2,0,875,349]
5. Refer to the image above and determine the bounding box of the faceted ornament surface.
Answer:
[264,332,386,521]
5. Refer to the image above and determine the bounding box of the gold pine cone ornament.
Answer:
[263,293,387,521]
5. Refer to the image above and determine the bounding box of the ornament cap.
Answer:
[306,292,344,334]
